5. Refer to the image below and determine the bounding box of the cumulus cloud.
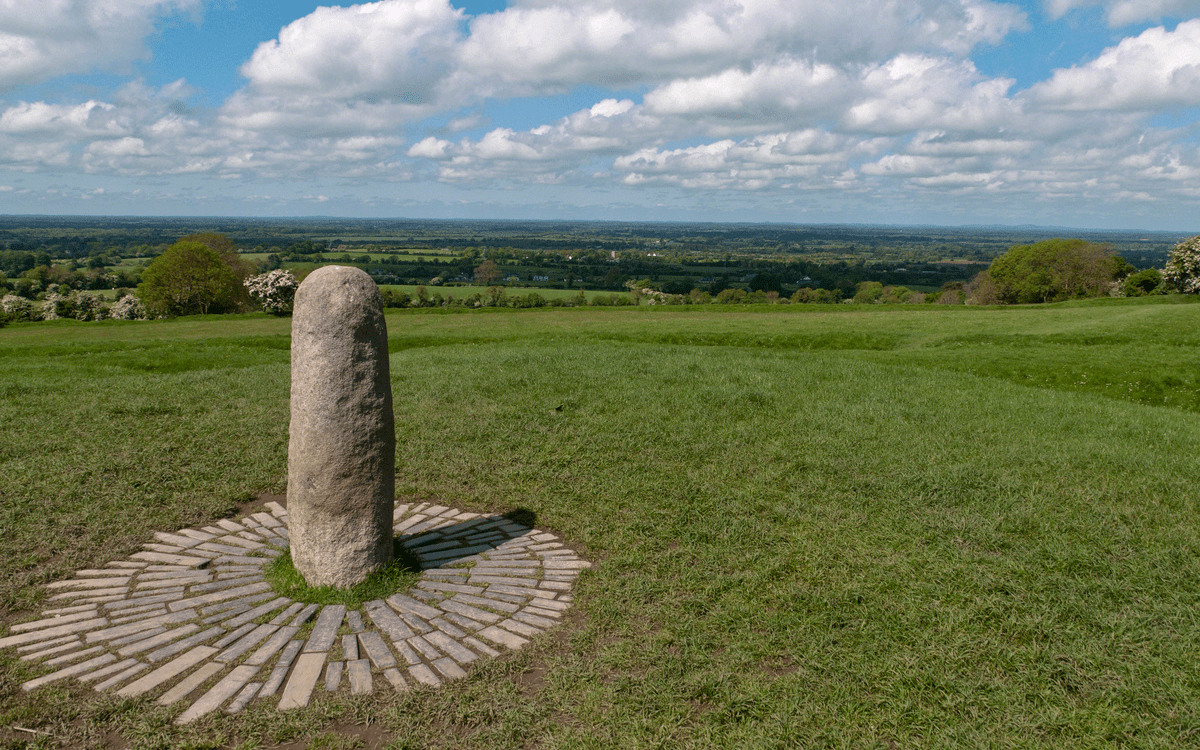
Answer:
[0,0,202,91]
[1031,20,1200,110]
[1044,0,1200,26]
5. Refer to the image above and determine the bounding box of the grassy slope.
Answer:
[1,299,1199,749]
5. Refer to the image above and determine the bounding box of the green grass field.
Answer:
[2,298,1200,748]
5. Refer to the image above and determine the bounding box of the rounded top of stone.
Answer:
[294,265,382,312]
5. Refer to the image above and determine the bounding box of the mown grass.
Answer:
[1,298,1199,749]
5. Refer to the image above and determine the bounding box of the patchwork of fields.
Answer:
[2,298,1199,748]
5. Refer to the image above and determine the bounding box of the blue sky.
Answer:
[2,0,1200,229]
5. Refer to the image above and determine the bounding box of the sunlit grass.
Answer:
[2,297,1200,748]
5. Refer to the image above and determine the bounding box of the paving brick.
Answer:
[258,640,303,697]
[212,623,257,649]
[438,599,502,624]
[146,626,225,662]
[44,644,105,666]
[496,618,542,637]
[407,663,441,687]
[346,610,365,631]
[176,664,259,724]
[221,597,290,629]
[290,603,320,627]
[226,681,262,714]
[40,603,98,615]
[22,653,117,691]
[245,626,300,666]
[49,586,128,600]
[418,580,484,596]
[131,551,211,567]
[0,618,109,649]
[216,624,278,663]
[304,605,345,653]
[383,667,408,691]
[386,593,442,621]
[467,575,539,588]
[45,577,132,590]
[278,652,326,710]
[441,611,485,632]
[156,662,224,705]
[154,532,202,548]
[167,581,272,612]
[462,636,500,658]
[118,624,200,655]
[105,592,183,611]
[86,609,197,643]
[185,575,261,594]
[526,605,565,619]
[348,659,373,694]
[477,625,529,650]
[423,631,479,664]
[407,635,441,660]
[177,528,217,542]
[215,519,247,533]
[342,633,359,661]
[453,593,521,613]
[79,657,142,683]
[358,631,397,669]
[10,610,101,633]
[397,611,433,634]
[267,603,302,626]
[119,645,220,697]
[432,657,466,680]
[430,617,466,638]
[512,610,559,629]
[393,639,421,665]
[94,661,148,691]
[325,660,343,690]
[19,638,83,662]
[364,599,416,641]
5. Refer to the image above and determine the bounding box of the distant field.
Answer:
[2,298,1200,748]
[379,283,622,302]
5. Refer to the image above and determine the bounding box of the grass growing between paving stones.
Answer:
[263,544,424,609]
[2,299,1200,748]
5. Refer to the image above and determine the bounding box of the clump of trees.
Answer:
[965,239,1133,304]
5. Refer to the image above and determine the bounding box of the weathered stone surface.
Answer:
[288,265,394,588]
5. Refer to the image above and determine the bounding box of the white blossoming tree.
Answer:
[109,294,147,320]
[244,269,298,315]
[1163,235,1200,294]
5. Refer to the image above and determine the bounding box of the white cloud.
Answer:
[1031,20,1200,110]
[0,0,202,90]
[1044,0,1200,26]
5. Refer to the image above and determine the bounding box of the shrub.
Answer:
[1,294,34,321]
[1124,268,1164,297]
[1162,235,1200,294]
[109,294,148,320]
[244,269,298,315]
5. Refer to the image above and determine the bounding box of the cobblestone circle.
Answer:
[1,500,589,724]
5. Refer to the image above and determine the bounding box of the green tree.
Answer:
[138,241,237,317]
[178,232,255,311]
[474,259,501,286]
[986,238,1120,304]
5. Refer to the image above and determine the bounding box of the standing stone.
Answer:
[289,266,394,588]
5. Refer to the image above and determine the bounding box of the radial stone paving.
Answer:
[2,501,589,724]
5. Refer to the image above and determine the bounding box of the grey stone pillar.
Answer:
[287,265,394,588]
